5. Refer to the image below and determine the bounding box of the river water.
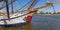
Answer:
[0,15,60,30]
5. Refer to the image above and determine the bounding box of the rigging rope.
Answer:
[1,1,5,7]
[11,0,14,14]
[27,0,39,11]
[47,0,56,12]
[17,0,39,13]
[0,0,17,10]
[17,0,32,10]
[0,0,58,21]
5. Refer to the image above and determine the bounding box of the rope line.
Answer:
[0,0,17,10]
[17,0,32,10]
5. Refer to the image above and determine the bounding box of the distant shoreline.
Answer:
[34,14,60,16]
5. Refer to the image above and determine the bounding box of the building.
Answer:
[40,11,44,14]
[57,12,60,14]
[45,12,49,14]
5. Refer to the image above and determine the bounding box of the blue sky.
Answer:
[0,0,60,12]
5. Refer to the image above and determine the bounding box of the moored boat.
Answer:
[0,12,27,27]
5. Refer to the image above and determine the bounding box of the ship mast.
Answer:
[11,0,14,14]
[4,0,10,20]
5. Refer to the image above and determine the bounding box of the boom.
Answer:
[33,2,60,11]
[34,3,51,10]
[27,0,38,10]
[19,1,60,12]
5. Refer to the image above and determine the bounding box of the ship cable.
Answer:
[0,0,17,10]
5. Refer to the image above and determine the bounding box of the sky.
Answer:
[0,0,60,13]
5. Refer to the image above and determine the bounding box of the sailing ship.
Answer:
[0,0,27,26]
[0,0,38,26]
[0,0,59,26]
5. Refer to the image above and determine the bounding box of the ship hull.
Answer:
[0,22,26,27]
[0,13,27,27]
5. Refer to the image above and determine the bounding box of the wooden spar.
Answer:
[5,0,10,21]
[11,0,14,14]
[27,0,37,10]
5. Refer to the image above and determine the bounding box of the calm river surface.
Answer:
[0,15,60,30]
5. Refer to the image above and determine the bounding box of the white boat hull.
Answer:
[0,13,27,26]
